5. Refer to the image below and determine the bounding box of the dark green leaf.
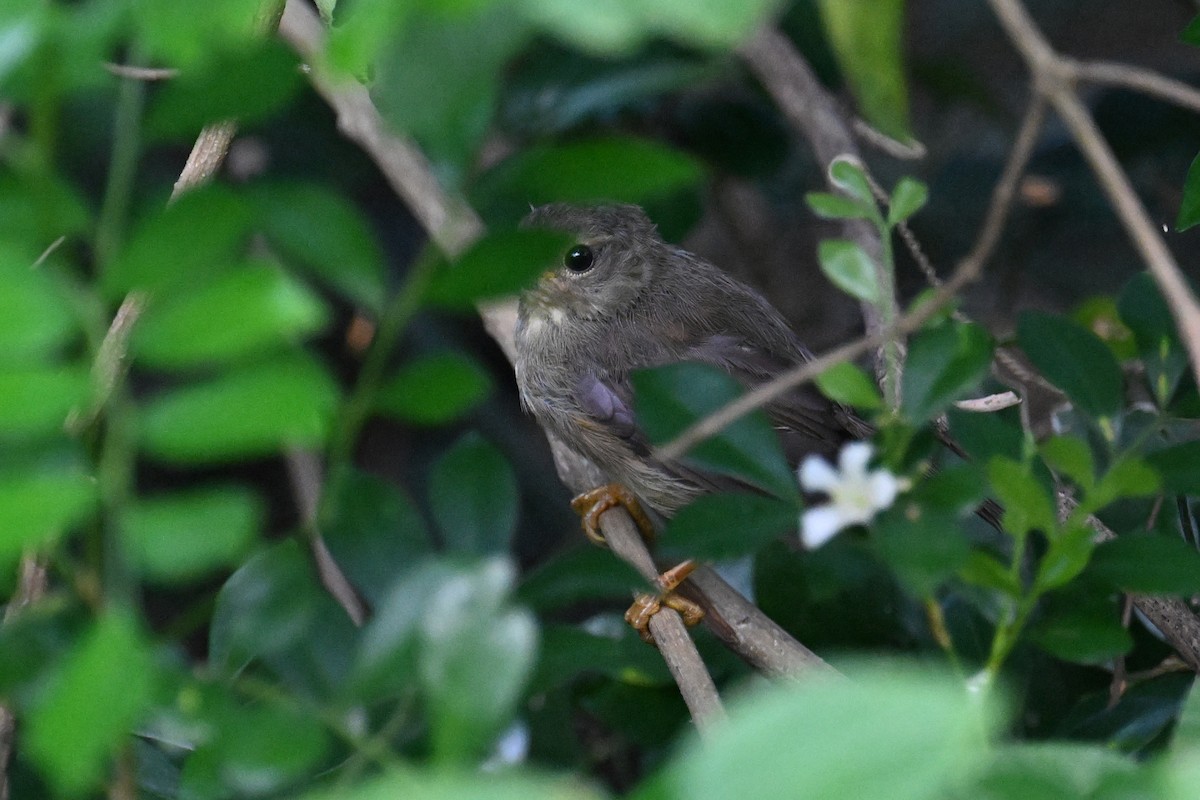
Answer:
[517,546,645,612]
[138,356,339,463]
[886,178,928,226]
[1033,613,1133,666]
[902,321,994,422]
[471,137,703,225]
[816,361,883,410]
[428,432,519,555]
[0,467,96,568]
[1017,311,1123,420]
[133,261,329,368]
[1119,273,1188,407]
[632,362,799,500]
[988,456,1056,538]
[0,366,89,438]
[1039,436,1095,491]
[122,486,261,583]
[1178,150,1200,231]
[946,407,1024,463]
[1088,457,1159,510]
[146,40,302,140]
[532,623,671,693]
[805,191,873,221]
[424,229,571,309]
[209,541,320,673]
[1146,440,1200,494]
[959,550,1021,597]
[26,612,154,796]
[1035,524,1094,591]
[817,239,880,303]
[1088,534,1200,594]
[660,493,796,561]
[910,464,987,516]
[249,182,387,313]
[0,244,78,366]
[816,0,912,140]
[874,508,969,597]
[376,352,492,426]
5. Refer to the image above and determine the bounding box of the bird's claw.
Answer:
[570,483,656,546]
[625,559,703,644]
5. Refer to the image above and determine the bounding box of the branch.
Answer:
[986,0,1200,387]
[0,556,48,800]
[1071,58,1200,115]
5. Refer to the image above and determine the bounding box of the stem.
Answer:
[878,227,902,409]
[95,50,147,270]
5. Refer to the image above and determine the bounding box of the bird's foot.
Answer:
[570,483,656,546]
[625,559,704,644]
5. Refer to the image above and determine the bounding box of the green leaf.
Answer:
[0,244,78,366]
[0,467,96,568]
[658,660,995,800]
[1146,441,1200,494]
[428,432,519,555]
[816,0,912,141]
[1017,311,1123,420]
[1184,14,1200,46]
[1035,524,1094,592]
[1088,534,1200,594]
[805,191,873,221]
[0,365,89,439]
[209,541,320,673]
[1033,593,1133,665]
[632,362,799,501]
[1088,457,1159,510]
[132,0,265,67]
[302,769,605,800]
[827,157,876,207]
[133,261,329,368]
[146,40,302,140]
[423,229,571,309]
[0,170,90,248]
[1119,273,1188,407]
[959,550,1021,597]
[249,182,387,313]
[987,456,1055,538]
[886,177,928,226]
[817,239,880,303]
[471,137,703,225]
[968,743,1146,798]
[26,612,154,796]
[105,184,252,298]
[816,361,883,410]
[122,486,261,583]
[376,352,492,426]
[138,356,339,463]
[874,507,969,597]
[1039,435,1095,492]
[1178,150,1200,231]
[901,321,994,422]
[660,493,797,561]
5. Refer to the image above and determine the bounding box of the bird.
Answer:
[513,203,864,639]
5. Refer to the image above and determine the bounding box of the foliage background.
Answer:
[2,0,1200,798]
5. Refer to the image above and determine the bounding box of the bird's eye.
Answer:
[563,244,594,273]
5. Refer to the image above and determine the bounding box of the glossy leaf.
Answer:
[1017,311,1123,420]
[428,432,519,555]
[424,229,571,309]
[138,356,339,463]
[661,492,797,561]
[1088,535,1200,594]
[632,362,799,501]
[26,612,154,796]
[133,261,329,368]
[376,352,492,426]
[817,239,880,303]
[901,321,994,422]
[816,361,883,410]
[122,486,261,582]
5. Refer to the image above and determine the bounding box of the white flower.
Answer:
[798,442,907,549]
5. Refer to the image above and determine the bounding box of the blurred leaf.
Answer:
[806,191,874,221]
[886,177,927,225]
[967,744,1149,800]
[0,1,44,89]
[1178,150,1200,231]
[146,40,302,139]
[633,362,799,501]
[105,184,252,298]
[1035,524,1094,592]
[133,0,265,67]
[26,612,154,796]
[909,464,987,517]
[654,661,995,800]
[531,623,672,693]
[302,769,604,800]
[902,321,994,422]
[816,0,911,140]
[0,365,88,438]
[1088,534,1200,594]
[326,0,412,75]
[0,244,78,367]
[660,493,796,561]
[376,352,492,426]
[424,229,571,309]
[1059,672,1192,754]
[0,171,91,247]
[472,137,703,225]
[1184,13,1200,45]
[133,261,329,368]
[1118,273,1189,407]
[1039,436,1095,492]
[1087,457,1158,510]
[428,432,519,555]
[959,550,1021,597]
[828,157,876,207]
[419,559,537,764]
[0,467,96,568]
[988,456,1055,538]
[250,182,387,313]
[874,508,968,597]
[517,546,645,612]
[1032,597,1132,665]
[946,407,1024,463]
[816,361,883,410]
[122,486,261,583]
[1017,311,1123,421]
[1072,295,1136,361]
[209,541,320,673]
[139,356,339,463]
[817,239,879,303]
[1146,440,1200,494]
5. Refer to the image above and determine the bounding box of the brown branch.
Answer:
[1070,58,1200,115]
[0,555,49,800]
[986,0,1200,387]
[103,63,179,81]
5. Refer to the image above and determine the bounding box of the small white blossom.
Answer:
[798,442,907,548]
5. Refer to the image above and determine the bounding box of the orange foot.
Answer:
[625,559,704,644]
[570,483,656,546]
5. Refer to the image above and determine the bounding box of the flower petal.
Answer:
[866,470,901,510]
[801,505,847,549]
[838,441,874,478]
[798,455,839,493]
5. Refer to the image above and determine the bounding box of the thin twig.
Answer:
[852,117,927,160]
[954,391,1021,413]
[169,120,238,201]
[103,63,179,81]
[0,555,49,800]
[1070,58,1200,115]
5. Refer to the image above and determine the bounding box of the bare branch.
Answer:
[1070,58,1200,115]
[103,63,179,81]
